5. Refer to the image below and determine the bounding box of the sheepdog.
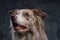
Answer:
[9,9,48,40]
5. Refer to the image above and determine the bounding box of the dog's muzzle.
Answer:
[11,16,29,32]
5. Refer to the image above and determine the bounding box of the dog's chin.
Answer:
[14,29,30,35]
[15,30,28,35]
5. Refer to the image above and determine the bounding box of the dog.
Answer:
[9,9,48,40]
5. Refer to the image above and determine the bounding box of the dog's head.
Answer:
[9,9,47,34]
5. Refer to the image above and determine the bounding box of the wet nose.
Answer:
[11,16,17,20]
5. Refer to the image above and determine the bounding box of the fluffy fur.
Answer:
[9,9,48,40]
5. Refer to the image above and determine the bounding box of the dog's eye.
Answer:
[23,13,30,20]
[24,13,29,16]
[16,13,19,15]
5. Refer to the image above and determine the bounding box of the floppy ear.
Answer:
[32,9,47,19]
[32,9,48,40]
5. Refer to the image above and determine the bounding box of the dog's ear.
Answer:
[32,9,47,19]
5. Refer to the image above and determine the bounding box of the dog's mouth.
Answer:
[12,23,27,31]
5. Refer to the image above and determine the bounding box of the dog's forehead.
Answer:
[15,9,33,14]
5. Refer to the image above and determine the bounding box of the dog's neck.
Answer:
[12,28,40,40]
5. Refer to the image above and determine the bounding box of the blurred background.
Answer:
[0,0,60,40]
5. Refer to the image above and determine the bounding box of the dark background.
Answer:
[0,0,60,40]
